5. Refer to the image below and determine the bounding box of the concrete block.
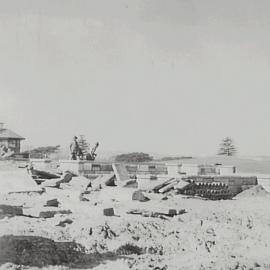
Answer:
[91,173,115,189]
[132,190,150,202]
[39,211,56,218]
[168,209,177,217]
[112,163,130,184]
[103,208,115,216]
[61,172,73,183]
[44,199,59,207]
[0,204,23,217]
[218,165,236,175]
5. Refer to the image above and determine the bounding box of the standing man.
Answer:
[70,136,80,160]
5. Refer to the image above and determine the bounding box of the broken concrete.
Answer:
[112,163,130,185]
[31,169,60,180]
[44,199,59,207]
[0,204,23,218]
[103,208,115,216]
[132,190,150,202]
[41,171,74,188]
[91,173,115,190]
[0,170,42,194]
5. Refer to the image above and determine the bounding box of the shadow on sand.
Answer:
[0,235,138,269]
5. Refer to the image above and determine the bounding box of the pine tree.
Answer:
[218,137,237,156]
[78,135,90,156]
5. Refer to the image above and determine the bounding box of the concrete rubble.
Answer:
[132,190,150,202]
[0,160,269,270]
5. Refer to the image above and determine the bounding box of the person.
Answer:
[70,136,80,160]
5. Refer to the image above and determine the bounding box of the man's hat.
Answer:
[73,136,78,139]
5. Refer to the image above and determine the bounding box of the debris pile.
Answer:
[0,160,269,270]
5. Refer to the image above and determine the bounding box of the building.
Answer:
[0,123,25,153]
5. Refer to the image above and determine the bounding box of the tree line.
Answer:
[22,136,237,161]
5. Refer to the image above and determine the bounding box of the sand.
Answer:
[0,182,270,270]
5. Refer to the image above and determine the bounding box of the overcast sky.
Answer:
[0,0,270,156]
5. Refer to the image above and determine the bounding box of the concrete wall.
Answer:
[30,159,52,171]
[59,160,113,175]
[180,164,200,175]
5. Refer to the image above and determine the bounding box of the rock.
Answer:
[132,190,150,202]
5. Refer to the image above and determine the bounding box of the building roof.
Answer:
[0,129,25,140]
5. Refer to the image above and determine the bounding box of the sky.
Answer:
[0,0,270,156]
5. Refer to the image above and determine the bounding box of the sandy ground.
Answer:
[1,180,270,270]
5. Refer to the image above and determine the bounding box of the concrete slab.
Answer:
[91,173,115,189]
[0,170,42,194]
[112,163,130,185]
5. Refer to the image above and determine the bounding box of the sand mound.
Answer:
[236,185,269,198]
